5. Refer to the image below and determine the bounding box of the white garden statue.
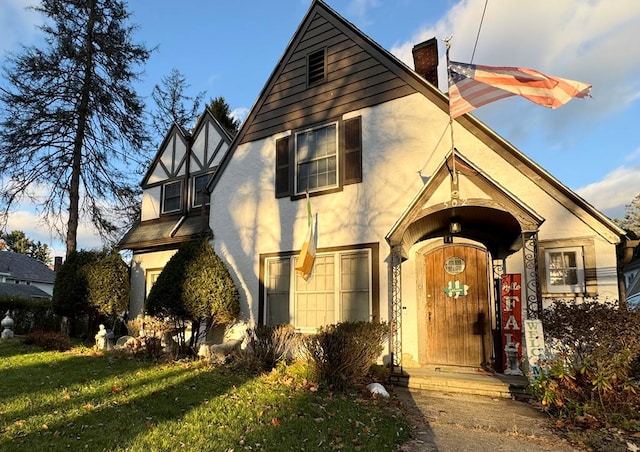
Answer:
[1,311,15,339]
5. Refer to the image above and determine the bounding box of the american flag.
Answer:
[448,61,592,119]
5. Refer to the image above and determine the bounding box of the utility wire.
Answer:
[470,0,489,63]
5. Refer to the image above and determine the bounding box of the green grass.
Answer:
[0,340,409,451]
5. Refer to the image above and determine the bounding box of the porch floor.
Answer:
[389,366,530,399]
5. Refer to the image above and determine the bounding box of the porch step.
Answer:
[389,368,530,399]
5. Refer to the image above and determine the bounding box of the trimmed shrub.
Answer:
[0,296,60,334]
[531,299,640,427]
[86,251,129,319]
[304,321,389,391]
[22,330,72,351]
[146,238,240,351]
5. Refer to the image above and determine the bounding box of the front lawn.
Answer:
[0,340,408,451]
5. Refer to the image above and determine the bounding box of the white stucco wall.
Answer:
[129,249,178,316]
[209,91,621,362]
[210,93,450,327]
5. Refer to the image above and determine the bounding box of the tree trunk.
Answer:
[65,0,97,258]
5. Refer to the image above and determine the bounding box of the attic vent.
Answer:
[307,49,326,85]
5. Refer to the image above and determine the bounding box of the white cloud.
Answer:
[347,0,381,26]
[231,106,249,124]
[576,165,640,215]
[4,206,105,259]
[390,0,640,136]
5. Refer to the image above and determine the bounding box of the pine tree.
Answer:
[0,0,151,257]
[149,68,205,144]
[206,96,241,136]
[0,230,52,265]
[616,193,640,236]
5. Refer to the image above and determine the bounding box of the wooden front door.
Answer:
[425,244,491,367]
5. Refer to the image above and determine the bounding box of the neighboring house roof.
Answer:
[119,211,210,251]
[0,252,56,284]
[208,0,626,246]
[0,281,52,299]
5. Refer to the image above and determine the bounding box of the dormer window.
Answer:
[192,173,211,208]
[162,180,182,214]
[307,48,326,86]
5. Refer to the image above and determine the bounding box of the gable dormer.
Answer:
[188,110,232,209]
[139,111,232,222]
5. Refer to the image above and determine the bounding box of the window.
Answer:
[296,123,338,193]
[192,174,211,208]
[263,248,374,331]
[544,247,585,294]
[274,116,362,198]
[145,269,162,298]
[307,48,325,86]
[162,181,182,213]
[539,239,597,296]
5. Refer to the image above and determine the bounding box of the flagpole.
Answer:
[444,36,458,191]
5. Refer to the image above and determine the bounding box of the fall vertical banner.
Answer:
[501,274,522,373]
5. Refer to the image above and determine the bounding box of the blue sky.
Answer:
[1,0,639,258]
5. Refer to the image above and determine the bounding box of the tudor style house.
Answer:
[204,0,637,373]
[119,110,232,316]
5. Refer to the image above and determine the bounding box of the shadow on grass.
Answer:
[1,348,251,450]
[1,340,412,451]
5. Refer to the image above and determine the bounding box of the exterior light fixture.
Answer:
[449,218,461,234]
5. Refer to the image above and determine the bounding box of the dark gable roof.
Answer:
[0,281,51,299]
[0,252,56,284]
[118,214,209,251]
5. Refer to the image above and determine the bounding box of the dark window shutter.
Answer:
[275,136,291,198]
[343,116,362,185]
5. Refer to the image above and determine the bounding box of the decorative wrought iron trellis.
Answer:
[390,245,403,371]
[522,231,542,319]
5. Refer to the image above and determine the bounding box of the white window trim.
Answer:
[264,248,372,332]
[161,180,182,214]
[544,246,585,294]
[294,121,339,195]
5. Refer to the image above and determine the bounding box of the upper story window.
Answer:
[296,123,338,193]
[192,173,211,208]
[162,180,182,214]
[275,116,362,199]
[307,48,326,86]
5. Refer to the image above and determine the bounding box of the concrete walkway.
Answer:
[394,386,583,451]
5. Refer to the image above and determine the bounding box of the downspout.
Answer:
[617,238,639,307]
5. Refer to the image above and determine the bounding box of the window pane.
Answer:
[547,250,581,288]
[341,292,369,322]
[295,255,334,329]
[296,124,337,192]
[266,259,291,326]
[193,174,209,207]
[163,181,182,212]
[340,252,370,322]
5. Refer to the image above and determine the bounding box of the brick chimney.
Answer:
[53,256,63,272]
[412,37,439,87]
